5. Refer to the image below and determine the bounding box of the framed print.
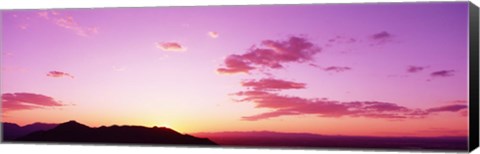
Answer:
[1,1,479,152]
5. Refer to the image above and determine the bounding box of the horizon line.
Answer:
[2,120,468,138]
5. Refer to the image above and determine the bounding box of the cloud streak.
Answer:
[426,104,467,113]
[309,64,352,73]
[327,36,357,44]
[37,11,98,37]
[217,36,321,74]
[47,71,74,78]
[241,78,306,91]
[2,92,64,112]
[430,70,455,77]
[370,31,394,46]
[156,42,187,52]
[233,79,466,121]
[234,90,431,121]
[407,66,426,73]
[323,66,352,72]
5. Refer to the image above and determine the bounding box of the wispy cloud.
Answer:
[234,90,431,121]
[241,78,306,91]
[37,10,98,37]
[426,104,467,113]
[156,42,187,52]
[369,31,394,46]
[309,64,352,73]
[371,31,392,40]
[217,36,321,74]
[430,70,455,77]
[442,100,468,117]
[323,66,352,72]
[233,79,466,121]
[242,110,301,121]
[407,66,427,73]
[327,35,357,44]
[2,92,64,112]
[208,31,219,38]
[46,71,74,79]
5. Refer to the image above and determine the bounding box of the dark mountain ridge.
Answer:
[3,121,467,151]
[6,120,217,146]
[2,122,57,140]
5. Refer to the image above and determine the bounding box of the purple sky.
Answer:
[1,2,470,136]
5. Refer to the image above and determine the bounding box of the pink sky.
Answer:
[1,2,470,137]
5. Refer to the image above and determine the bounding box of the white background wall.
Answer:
[0,0,479,154]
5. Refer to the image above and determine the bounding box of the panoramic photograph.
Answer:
[1,2,470,151]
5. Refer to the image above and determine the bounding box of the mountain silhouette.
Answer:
[10,120,217,146]
[193,131,467,151]
[2,122,57,140]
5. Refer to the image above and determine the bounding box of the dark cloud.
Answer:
[430,70,455,77]
[2,92,64,112]
[217,36,321,74]
[47,71,74,78]
[426,104,468,113]
[370,31,394,46]
[407,66,426,73]
[323,66,352,72]
[371,31,392,40]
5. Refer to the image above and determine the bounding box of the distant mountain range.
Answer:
[193,131,468,151]
[3,121,217,146]
[3,122,57,140]
[2,121,468,151]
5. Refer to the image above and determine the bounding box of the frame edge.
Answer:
[469,1,480,152]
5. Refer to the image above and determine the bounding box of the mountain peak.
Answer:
[54,120,90,131]
[66,120,79,123]
[15,120,218,145]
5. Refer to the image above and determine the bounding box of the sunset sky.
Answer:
[1,2,470,137]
